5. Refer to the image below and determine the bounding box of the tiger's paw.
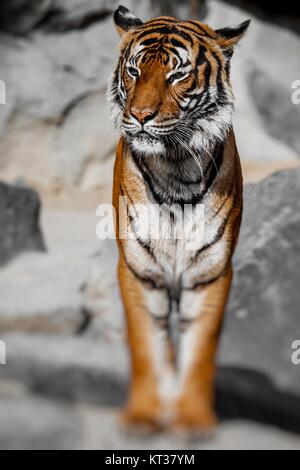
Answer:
[171,405,217,439]
[119,405,164,435]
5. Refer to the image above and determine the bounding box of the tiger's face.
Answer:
[108,6,249,156]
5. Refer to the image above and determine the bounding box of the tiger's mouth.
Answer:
[134,131,157,142]
[125,130,160,145]
[127,130,166,155]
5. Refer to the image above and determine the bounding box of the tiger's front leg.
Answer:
[118,252,173,429]
[173,267,233,432]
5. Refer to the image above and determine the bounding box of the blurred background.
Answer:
[0,0,299,450]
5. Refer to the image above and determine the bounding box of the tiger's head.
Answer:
[108,5,250,156]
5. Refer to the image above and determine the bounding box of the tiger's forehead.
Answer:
[129,37,191,68]
[133,16,216,41]
[123,18,217,67]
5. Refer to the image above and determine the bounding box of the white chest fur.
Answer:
[124,193,228,290]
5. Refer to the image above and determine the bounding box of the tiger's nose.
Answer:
[131,107,156,124]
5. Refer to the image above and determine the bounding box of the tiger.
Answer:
[107,5,250,432]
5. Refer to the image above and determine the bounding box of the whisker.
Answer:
[171,131,204,179]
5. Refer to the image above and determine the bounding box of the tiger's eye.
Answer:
[168,72,189,84]
[127,67,139,78]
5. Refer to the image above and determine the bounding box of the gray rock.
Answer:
[82,240,125,338]
[0,0,147,34]
[0,0,52,33]
[0,182,45,266]
[43,0,118,32]
[41,208,102,256]
[221,0,300,35]
[78,406,300,450]
[0,380,81,450]
[207,0,300,161]
[0,17,118,190]
[0,252,88,334]
[0,0,151,124]
[0,210,123,336]
[1,333,128,407]
[0,20,118,122]
[218,168,300,431]
[248,59,300,157]
[1,379,299,449]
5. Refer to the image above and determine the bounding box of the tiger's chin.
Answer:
[129,134,166,156]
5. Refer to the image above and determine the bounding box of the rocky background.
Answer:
[0,0,300,450]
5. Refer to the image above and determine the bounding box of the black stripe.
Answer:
[169,37,188,50]
[168,47,183,61]
[134,234,157,261]
[204,59,212,85]
[179,317,195,324]
[211,51,223,87]
[182,77,197,95]
[133,151,199,207]
[120,183,160,263]
[179,318,196,331]
[172,28,194,44]
[120,182,137,215]
[136,27,194,45]
[204,142,225,191]
[119,244,162,290]
[131,152,166,205]
[213,180,234,217]
[153,317,169,329]
[140,53,153,64]
[193,206,233,261]
[177,24,210,40]
[136,26,172,40]
[210,51,227,102]
[141,37,160,46]
[182,269,228,290]
[225,60,231,79]
[196,44,207,66]
[147,18,178,25]
[185,20,214,38]
[124,40,134,60]
[131,139,225,206]
[141,45,160,55]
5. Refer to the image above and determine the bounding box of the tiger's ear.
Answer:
[215,20,250,56]
[113,5,143,36]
